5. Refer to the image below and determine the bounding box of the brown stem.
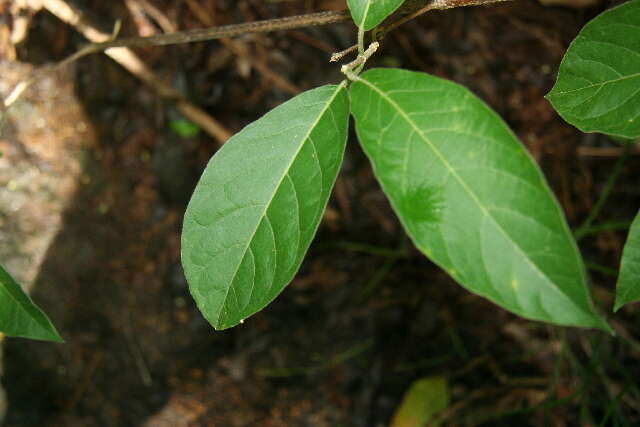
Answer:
[378,0,516,39]
[39,0,514,59]
[85,11,351,51]
[4,9,351,109]
[30,0,233,143]
[5,0,517,110]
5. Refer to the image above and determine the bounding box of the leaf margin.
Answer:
[545,0,640,139]
[350,67,611,332]
[347,0,407,30]
[614,209,640,311]
[181,82,350,330]
[0,264,63,342]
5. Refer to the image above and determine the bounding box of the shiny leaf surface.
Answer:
[182,84,349,330]
[347,0,406,30]
[547,0,640,138]
[350,68,609,330]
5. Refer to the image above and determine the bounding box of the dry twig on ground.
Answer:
[6,0,233,143]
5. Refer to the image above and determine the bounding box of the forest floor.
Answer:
[1,0,640,425]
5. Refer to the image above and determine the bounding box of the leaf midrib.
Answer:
[215,83,345,327]
[357,76,588,314]
[360,0,373,28]
[551,71,640,96]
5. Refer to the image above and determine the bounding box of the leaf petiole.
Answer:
[341,41,380,80]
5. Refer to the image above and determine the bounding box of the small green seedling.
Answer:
[3,0,639,342]
[181,0,640,331]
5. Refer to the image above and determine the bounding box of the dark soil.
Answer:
[2,0,640,425]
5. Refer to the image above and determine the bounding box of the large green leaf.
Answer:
[546,0,640,139]
[347,0,406,30]
[181,84,349,330]
[614,210,640,311]
[0,264,62,342]
[350,68,609,330]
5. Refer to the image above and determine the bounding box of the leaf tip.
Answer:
[613,299,626,314]
[49,334,65,344]
[210,313,242,331]
[595,318,614,335]
[35,323,64,343]
[544,89,557,104]
[20,328,64,343]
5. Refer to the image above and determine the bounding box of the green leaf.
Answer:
[0,264,63,342]
[546,0,640,139]
[181,84,350,330]
[614,210,640,311]
[390,376,449,427]
[347,0,406,30]
[350,68,610,331]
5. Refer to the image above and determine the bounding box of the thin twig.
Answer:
[341,41,380,80]
[182,0,300,95]
[330,44,358,62]
[4,5,350,123]
[224,40,301,95]
[14,0,232,143]
[7,0,520,112]
[377,0,516,40]
[133,0,176,33]
[67,10,351,52]
[577,145,640,157]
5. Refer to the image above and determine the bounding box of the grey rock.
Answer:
[0,60,93,424]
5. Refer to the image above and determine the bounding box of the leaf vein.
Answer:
[359,77,579,306]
